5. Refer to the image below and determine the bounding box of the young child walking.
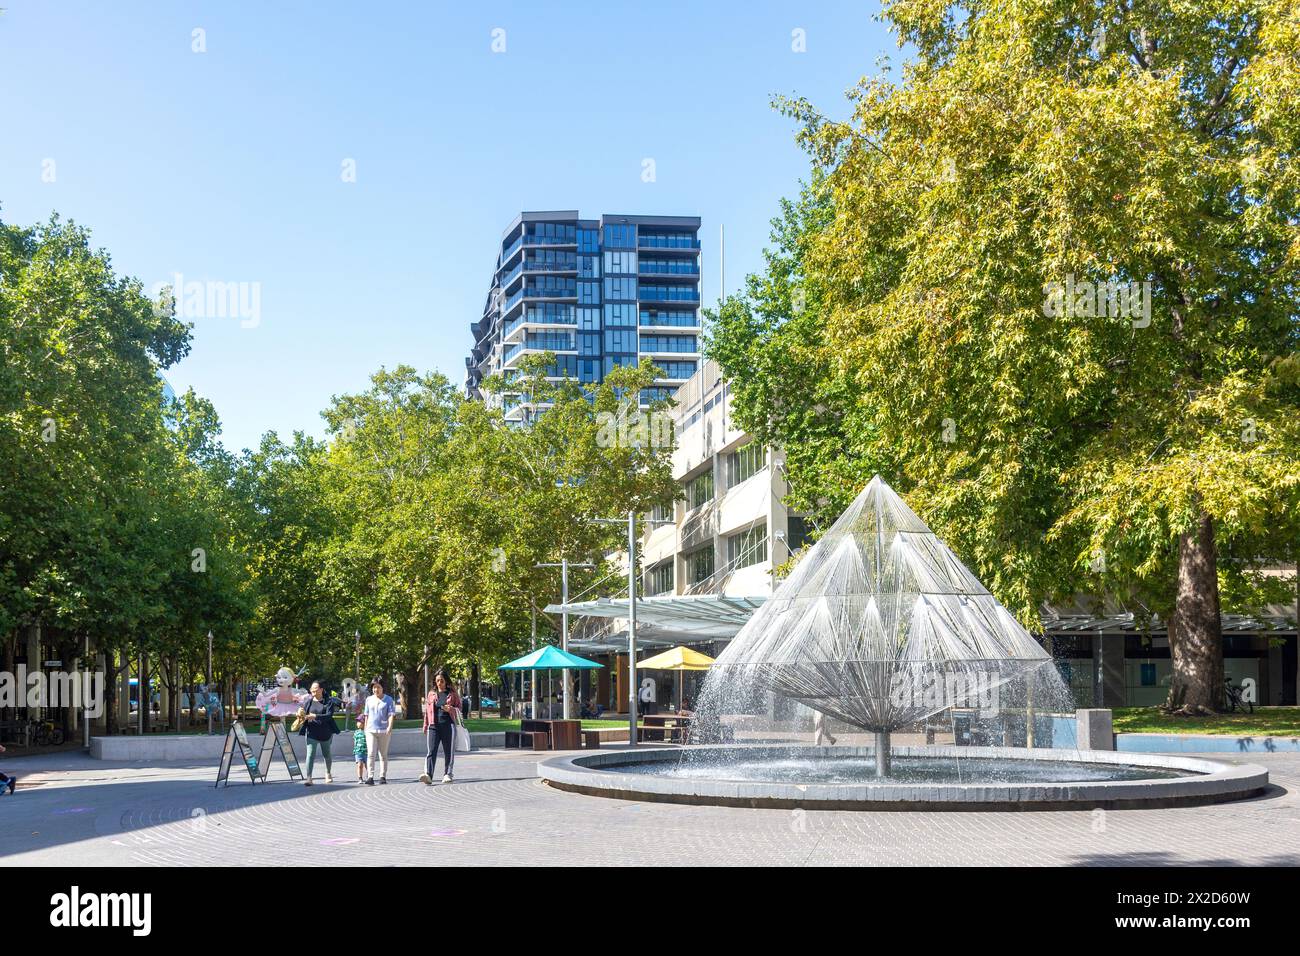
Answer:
[353,714,369,784]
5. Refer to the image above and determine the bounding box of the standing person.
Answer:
[352,713,369,784]
[298,681,342,785]
[363,678,397,785]
[419,669,461,785]
[813,709,837,747]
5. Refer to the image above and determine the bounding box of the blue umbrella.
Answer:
[499,646,602,720]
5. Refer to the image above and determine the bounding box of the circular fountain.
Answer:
[539,477,1268,810]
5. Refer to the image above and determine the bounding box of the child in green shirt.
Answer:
[353,714,368,783]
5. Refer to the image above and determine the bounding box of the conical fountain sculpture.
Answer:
[711,475,1053,776]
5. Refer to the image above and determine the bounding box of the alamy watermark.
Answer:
[595,408,673,449]
[0,666,105,718]
[151,272,261,328]
[1043,274,1151,327]
[888,669,1001,717]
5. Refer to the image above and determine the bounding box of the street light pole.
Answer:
[206,630,213,736]
[530,606,538,719]
[537,557,596,719]
[627,510,638,747]
[594,511,672,748]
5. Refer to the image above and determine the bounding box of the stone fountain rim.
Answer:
[537,744,1270,811]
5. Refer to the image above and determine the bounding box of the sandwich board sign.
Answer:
[215,720,261,787]
[256,718,304,781]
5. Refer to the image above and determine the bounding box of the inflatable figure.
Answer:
[255,667,308,717]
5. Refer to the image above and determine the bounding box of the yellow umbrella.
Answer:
[636,646,716,671]
[636,646,716,721]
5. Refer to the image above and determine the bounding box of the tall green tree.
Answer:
[709,0,1300,713]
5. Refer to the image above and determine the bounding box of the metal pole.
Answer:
[874,731,891,778]
[628,510,638,748]
[561,557,571,720]
[354,630,360,683]
[83,634,91,749]
[719,223,725,304]
[206,631,213,735]
[530,606,538,719]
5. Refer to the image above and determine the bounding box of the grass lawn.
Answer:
[1112,706,1300,737]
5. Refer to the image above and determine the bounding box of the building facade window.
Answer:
[685,469,714,511]
[526,249,576,271]
[685,546,715,586]
[647,561,674,596]
[787,515,814,552]
[652,360,698,380]
[604,277,638,301]
[603,302,637,327]
[639,258,699,275]
[604,328,637,353]
[639,308,698,327]
[525,275,576,298]
[577,228,599,253]
[603,223,636,248]
[727,442,765,487]
[547,355,580,377]
[603,250,638,274]
[525,331,576,351]
[578,255,601,278]
[639,283,700,302]
[524,302,576,324]
[638,231,698,249]
[577,280,601,305]
[525,222,576,244]
[727,523,768,569]
[602,354,639,376]
[639,334,697,353]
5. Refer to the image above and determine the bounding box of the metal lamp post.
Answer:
[206,631,213,735]
[594,511,672,748]
[537,557,595,719]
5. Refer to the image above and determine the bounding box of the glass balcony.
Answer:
[638,234,700,250]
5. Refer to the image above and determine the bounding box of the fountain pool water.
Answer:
[537,478,1268,809]
[538,745,1269,810]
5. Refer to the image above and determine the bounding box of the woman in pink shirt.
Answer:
[419,670,461,785]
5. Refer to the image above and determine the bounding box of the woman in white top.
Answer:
[362,677,398,784]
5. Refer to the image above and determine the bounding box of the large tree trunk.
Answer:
[140,653,151,733]
[2,631,14,724]
[1166,511,1223,714]
[397,666,421,720]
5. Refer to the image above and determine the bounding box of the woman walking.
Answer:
[419,669,461,785]
[363,677,397,785]
[298,681,342,785]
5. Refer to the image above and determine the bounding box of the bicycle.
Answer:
[25,719,65,747]
[1225,680,1254,715]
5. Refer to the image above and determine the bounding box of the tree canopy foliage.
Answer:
[708,0,1300,713]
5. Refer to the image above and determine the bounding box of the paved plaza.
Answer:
[2,746,1298,866]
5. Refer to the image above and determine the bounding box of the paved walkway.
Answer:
[1,746,1297,866]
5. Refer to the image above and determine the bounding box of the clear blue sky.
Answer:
[1,1,893,453]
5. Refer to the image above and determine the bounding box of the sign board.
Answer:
[44,660,63,668]
[215,720,261,787]
[256,718,304,781]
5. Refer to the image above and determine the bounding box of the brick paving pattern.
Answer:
[1,747,1296,866]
